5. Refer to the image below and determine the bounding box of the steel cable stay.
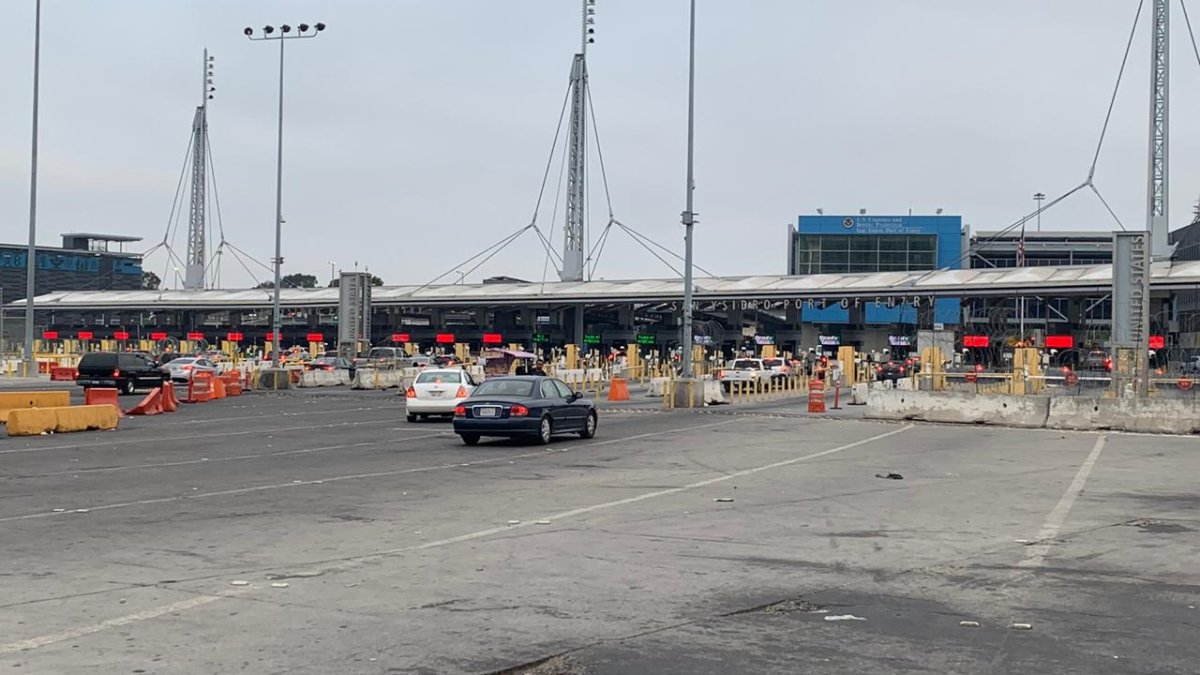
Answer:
[934,0,1144,277]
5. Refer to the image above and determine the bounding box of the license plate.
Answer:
[428,391,443,397]
[478,407,498,417]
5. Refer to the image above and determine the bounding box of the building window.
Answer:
[793,234,938,275]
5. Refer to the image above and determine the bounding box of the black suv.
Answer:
[76,352,168,395]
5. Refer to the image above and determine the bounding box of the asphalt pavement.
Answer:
[1,387,1197,674]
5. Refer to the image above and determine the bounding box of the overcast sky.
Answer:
[3,1,1200,290]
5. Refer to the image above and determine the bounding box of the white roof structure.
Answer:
[10,262,1197,310]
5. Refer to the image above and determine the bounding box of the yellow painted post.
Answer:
[565,344,578,370]
[762,344,777,359]
[837,346,856,387]
[455,342,469,362]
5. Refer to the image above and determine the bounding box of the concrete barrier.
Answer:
[1046,396,1200,435]
[258,369,291,390]
[703,380,727,405]
[0,391,72,423]
[298,370,352,387]
[866,389,1050,429]
[851,383,869,405]
[645,377,670,398]
[868,388,1200,435]
[352,368,405,390]
[7,405,119,436]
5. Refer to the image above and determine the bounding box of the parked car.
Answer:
[1181,355,1200,374]
[406,368,478,422]
[76,351,169,395]
[161,357,217,383]
[452,376,597,445]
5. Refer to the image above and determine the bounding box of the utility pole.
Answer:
[185,50,216,291]
[23,0,42,373]
[679,0,698,379]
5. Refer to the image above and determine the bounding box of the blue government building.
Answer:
[788,214,963,353]
[0,233,143,301]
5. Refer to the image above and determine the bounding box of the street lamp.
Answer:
[1033,192,1046,232]
[245,21,326,365]
[24,0,42,373]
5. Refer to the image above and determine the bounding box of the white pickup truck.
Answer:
[718,358,775,387]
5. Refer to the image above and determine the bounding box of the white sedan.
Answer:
[405,368,478,422]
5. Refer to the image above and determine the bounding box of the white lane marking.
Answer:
[0,593,227,655]
[314,424,913,573]
[1018,434,1107,569]
[0,416,419,455]
[15,432,448,478]
[0,419,740,524]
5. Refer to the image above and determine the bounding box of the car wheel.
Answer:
[121,379,136,395]
[460,434,480,446]
[579,411,597,439]
[406,413,417,423]
[536,416,552,445]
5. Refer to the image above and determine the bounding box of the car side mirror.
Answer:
[571,391,583,401]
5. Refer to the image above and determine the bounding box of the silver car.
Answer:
[161,357,217,383]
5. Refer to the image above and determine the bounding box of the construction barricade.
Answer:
[84,387,124,418]
[50,366,78,381]
[162,383,179,412]
[808,379,826,413]
[211,375,227,400]
[187,372,214,403]
[607,377,630,402]
[125,388,164,416]
[7,405,118,436]
[0,391,71,423]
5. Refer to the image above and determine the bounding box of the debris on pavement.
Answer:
[824,614,866,622]
[230,580,250,586]
[714,497,735,502]
[874,472,904,480]
[959,621,980,628]
[270,582,289,588]
[1010,622,1033,630]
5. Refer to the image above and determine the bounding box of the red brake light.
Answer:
[455,386,467,398]
[899,366,906,374]
[510,404,529,417]
[454,405,466,416]
[112,369,120,377]
[974,364,984,372]
[406,386,416,398]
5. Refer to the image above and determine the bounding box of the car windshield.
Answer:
[762,359,784,367]
[172,358,197,366]
[471,379,535,397]
[733,360,761,369]
[416,371,462,384]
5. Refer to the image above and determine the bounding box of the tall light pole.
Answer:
[245,21,326,364]
[679,0,698,379]
[1033,192,1045,232]
[24,0,42,373]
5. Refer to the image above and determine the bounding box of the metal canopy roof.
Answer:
[10,262,1198,311]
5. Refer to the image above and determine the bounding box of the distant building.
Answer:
[0,233,143,302]
[787,215,964,346]
[968,230,1112,269]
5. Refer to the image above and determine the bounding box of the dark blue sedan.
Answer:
[452,376,597,446]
